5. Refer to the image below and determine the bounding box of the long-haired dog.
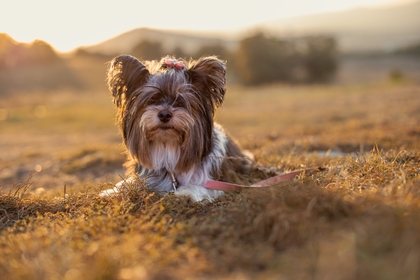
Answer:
[102,55,249,202]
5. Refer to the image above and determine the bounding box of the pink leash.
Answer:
[205,168,319,191]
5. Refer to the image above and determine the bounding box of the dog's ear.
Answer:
[188,56,226,108]
[107,55,150,107]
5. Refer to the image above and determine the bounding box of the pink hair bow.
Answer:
[163,59,185,69]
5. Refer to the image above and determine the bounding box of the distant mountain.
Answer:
[259,1,420,52]
[0,34,84,94]
[82,28,238,56]
[0,33,59,69]
[81,1,420,55]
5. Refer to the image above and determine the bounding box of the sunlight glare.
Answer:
[0,0,414,52]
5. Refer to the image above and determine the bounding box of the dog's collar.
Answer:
[168,171,179,191]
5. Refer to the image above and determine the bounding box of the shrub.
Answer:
[234,33,338,85]
[131,40,165,61]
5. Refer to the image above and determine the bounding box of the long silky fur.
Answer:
[105,55,247,202]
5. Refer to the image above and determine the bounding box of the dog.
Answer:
[102,55,249,202]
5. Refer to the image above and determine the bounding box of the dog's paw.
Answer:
[175,185,224,202]
[99,178,135,197]
[99,187,120,197]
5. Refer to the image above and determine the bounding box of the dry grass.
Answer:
[1,149,419,279]
[0,56,420,279]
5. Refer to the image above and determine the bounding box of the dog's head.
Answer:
[107,55,226,172]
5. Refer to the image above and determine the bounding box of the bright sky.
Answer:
[0,0,415,52]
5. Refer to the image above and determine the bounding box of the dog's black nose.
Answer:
[158,110,172,123]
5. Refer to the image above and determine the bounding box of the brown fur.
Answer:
[219,136,251,182]
[107,55,249,190]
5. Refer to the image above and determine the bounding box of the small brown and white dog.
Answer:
[102,55,249,202]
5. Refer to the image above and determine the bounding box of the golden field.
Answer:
[0,56,419,279]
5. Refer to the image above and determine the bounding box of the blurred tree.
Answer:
[395,42,420,55]
[235,33,297,85]
[131,40,164,61]
[302,36,338,82]
[73,48,113,61]
[170,46,188,59]
[193,44,231,61]
[234,32,338,85]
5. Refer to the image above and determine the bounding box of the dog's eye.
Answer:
[147,95,160,105]
[174,98,185,108]
[147,98,155,105]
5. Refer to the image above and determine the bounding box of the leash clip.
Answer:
[169,172,179,191]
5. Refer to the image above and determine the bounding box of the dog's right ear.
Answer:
[107,55,150,107]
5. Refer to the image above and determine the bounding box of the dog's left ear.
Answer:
[188,56,226,107]
[107,55,150,108]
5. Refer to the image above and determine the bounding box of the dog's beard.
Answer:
[149,142,180,172]
[134,105,199,172]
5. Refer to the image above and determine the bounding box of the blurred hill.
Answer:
[81,28,238,57]
[2,0,420,95]
[0,34,84,95]
[260,1,420,53]
[81,1,420,55]
[0,33,59,69]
